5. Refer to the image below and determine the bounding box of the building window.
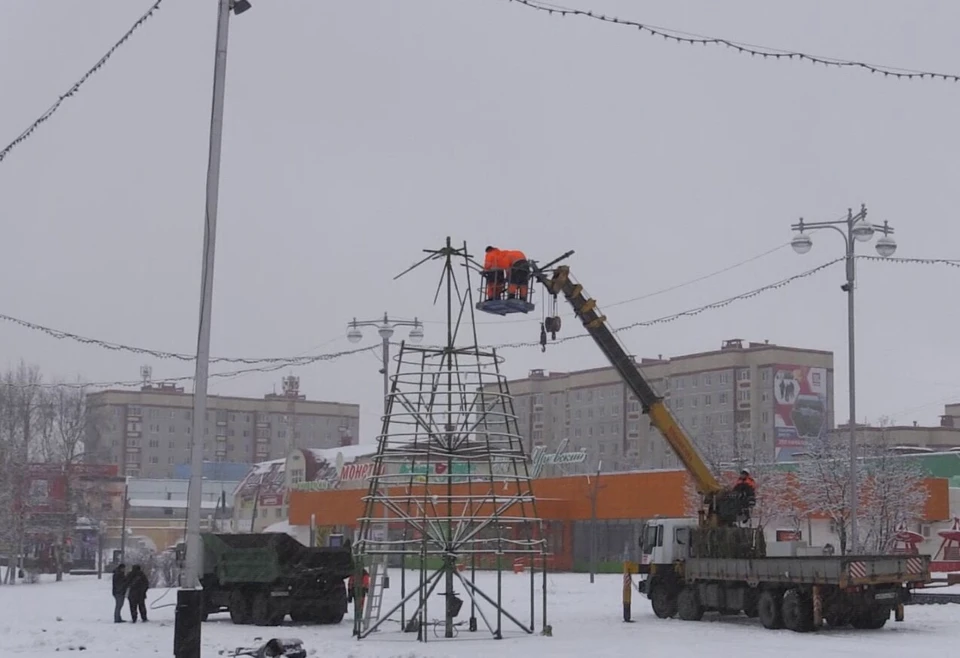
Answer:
[704,373,712,386]
[738,369,750,382]
[719,392,728,404]
[691,375,698,387]
[691,396,698,408]
[761,369,769,381]
[675,377,685,389]
[704,395,712,407]
[762,411,769,423]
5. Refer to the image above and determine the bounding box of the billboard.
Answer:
[773,364,828,461]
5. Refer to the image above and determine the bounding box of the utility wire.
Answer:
[0,0,165,165]
[503,0,960,82]
[0,344,380,391]
[0,254,956,363]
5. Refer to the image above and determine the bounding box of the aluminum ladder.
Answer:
[362,556,389,632]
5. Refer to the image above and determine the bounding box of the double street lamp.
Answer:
[789,204,897,554]
[347,314,424,414]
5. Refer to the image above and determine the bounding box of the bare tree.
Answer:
[857,420,929,554]
[682,428,787,531]
[39,383,106,581]
[0,363,44,584]
[795,432,853,554]
[796,420,930,556]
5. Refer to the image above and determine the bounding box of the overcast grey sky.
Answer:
[1,0,957,442]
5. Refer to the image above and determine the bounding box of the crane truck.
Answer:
[478,252,932,632]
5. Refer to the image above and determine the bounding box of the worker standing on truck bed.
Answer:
[483,246,504,300]
[734,470,757,509]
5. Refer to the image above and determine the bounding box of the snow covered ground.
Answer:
[3,570,959,658]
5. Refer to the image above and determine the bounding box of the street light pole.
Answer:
[176,2,251,657]
[347,313,425,417]
[790,205,897,555]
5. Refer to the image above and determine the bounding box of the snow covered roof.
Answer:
[303,443,378,463]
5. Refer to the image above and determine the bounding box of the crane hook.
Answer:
[539,322,547,353]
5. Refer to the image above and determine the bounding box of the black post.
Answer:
[173,589,202,658]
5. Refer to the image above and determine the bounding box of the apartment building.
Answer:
[505,339,834,474]
[85,378,360,479]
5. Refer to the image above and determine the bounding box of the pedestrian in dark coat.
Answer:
[112,563,128,623]
[127,564,150,623]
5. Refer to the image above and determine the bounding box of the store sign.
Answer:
[399,461,472,483]
[529,439,588,478]
[291,453,378,492]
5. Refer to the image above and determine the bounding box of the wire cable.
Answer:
[0,254,956,365]
[503,0,960,82]
[482,256,846,349]
[0,344,379,391]
[0,0,165,164]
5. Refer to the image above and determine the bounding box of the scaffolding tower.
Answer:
[352,238,548,642]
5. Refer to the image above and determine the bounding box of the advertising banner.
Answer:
[773,364,828,461]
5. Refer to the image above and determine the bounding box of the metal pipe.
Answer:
[845,215,859,555]
[120,480,129,559]
[182,0,231,591]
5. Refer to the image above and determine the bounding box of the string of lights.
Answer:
[0,312,331,365]
[483,256,846,349]
[0,0,165,165]
[0,344,379,391]
[1,254,957,364]
[504,0,960,83]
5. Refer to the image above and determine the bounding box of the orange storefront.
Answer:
[288,470,950,571]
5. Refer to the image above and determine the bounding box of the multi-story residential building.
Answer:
[504,339,834,474]
[85,379,360,479]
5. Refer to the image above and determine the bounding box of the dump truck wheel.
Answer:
[650,587,678,619]
[677,587,704,622]
[252,593,283,626]
[757,590,783,630]
[851,607,888,630]
[781,589,813,633]
[229,591,251,625]
[322,606,346,625]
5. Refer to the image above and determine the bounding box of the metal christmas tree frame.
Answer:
[352,238,549,642]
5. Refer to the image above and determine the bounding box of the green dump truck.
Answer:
[199,532,354,626]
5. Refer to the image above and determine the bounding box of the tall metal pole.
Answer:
[844,211,859,555]
[119,480,129,559]
[183,0,231,591]
[790,205,898,556]
[175,2,233,657]
[588,462,602,584]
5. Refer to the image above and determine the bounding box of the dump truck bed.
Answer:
[201,532,353,585]
[685,554,931,588]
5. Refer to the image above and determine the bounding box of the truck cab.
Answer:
[639,518,697,568]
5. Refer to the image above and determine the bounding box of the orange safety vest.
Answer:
[483,248,502,271]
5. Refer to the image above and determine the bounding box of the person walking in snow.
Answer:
[112,563,129,623]
[126,564,150,623]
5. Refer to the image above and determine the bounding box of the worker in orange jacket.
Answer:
[733,470,757,509]
[483,246,505,300]
[348,569,371,612]
[498,249,530,299]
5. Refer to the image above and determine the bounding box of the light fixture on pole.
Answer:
[175,1,251,657]
[790,204,897,555]
[346,313,424,415]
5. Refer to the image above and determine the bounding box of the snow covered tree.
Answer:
[0,363,44,584]
[857,420,929,554]
[795,418,929,555]
[682,428,786,531]
[795,431,853,554]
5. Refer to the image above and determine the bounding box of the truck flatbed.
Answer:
[686,554,930,589]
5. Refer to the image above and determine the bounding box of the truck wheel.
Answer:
[781,590,813,633]
[252,593,283,626]
[851,607,888,630]
[651,587,678,619]
[229,591,250,625]
[757,590,784,630]
[677,587,704,622]
[322,605,346,625]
